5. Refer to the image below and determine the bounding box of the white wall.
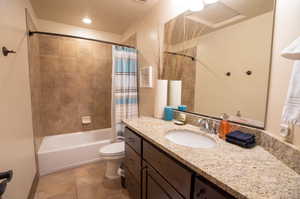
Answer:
[194,13,273,123]
[266,0,300,147]
[0,0,37,198]
[38,19,122,43]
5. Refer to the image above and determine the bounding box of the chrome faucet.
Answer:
[197,118,218,135]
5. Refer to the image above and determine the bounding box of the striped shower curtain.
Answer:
[112,46,139,136]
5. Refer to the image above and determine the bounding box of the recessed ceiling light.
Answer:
[188,0,204,12]
[82,17,92,24]
[204,0,219,4]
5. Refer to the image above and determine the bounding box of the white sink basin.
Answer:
[165,130,216,149]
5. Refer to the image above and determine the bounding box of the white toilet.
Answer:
[99,141,125,179]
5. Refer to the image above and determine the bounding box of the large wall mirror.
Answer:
[162,0,275,128]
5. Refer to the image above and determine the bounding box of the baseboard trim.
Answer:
[27,173,39,199]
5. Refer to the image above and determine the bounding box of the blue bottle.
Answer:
[164,107,174,121]
[178,105,187,111]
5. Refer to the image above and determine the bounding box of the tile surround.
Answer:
[26,12,43,150]
[38,35,112,135]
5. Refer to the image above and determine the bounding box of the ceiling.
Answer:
[165,0,274,45]
[186,0,274,29]
[30,0,158,35]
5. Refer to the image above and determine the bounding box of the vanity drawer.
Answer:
[194,176,234,199]
[125,127,142,154]
[124,143,141,182]
[143,141,192,199]
[125,167,141,199]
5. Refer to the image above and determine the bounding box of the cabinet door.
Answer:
[125,127,142,154]
[143,141,192,198]
[147,175,171,199]
[125,167,141,199]
[124,143,141,182]
[142,162,184,199]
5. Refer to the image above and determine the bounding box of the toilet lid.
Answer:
[99,142,125,156]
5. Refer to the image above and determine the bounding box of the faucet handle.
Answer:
[198,118,209,130]
[197,118,204,125]
[212,120,220,134]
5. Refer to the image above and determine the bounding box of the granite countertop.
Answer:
[123,117,300,199]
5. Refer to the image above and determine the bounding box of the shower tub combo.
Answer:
[38,128,113,175]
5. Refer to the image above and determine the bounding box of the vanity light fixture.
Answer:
[82,17,92,24]
[188,0,205,12]
[203,0,219,4]
[188,0,219,12]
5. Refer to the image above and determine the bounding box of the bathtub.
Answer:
[38,128,113,176]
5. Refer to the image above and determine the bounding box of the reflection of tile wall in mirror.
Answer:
[163,0,275,128]
[163,48,196,111]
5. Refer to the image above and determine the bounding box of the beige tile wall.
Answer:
[162,48,196,110]
[38,35,112,135]
[122,33,137,47]
[27,12,43,150]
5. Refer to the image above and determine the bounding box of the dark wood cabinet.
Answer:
[124,127,235,199]
[142,161,184,199]
[194,176,234,199]
[124,143,141,182]
[125,167,141,199]
[125,127,142,154]
[143,141,192,199]
[124,127,142,199]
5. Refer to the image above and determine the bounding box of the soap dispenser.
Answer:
[219,113,231,139]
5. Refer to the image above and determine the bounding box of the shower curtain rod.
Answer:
[164,51,196,61]
[28,31,136,49]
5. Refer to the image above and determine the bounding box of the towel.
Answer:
[226,137,256,148]
[281,37,300,125]
[226,131,255,143]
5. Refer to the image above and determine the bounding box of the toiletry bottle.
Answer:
[219,113,231,139]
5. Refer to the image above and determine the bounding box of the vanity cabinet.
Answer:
[124,143,141,181]
[124,167,141,199]
[125,127,142,154]
[142,161,184,199]
[143,141,192,198]
[194,176,233,199]
[124,128,142,199]
[124,127,235,199]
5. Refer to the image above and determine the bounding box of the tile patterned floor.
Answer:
[34,162,130,199]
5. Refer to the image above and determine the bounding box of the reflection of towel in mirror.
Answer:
[282,37,300,125]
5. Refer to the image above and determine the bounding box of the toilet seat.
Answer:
[99,141,125,157]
